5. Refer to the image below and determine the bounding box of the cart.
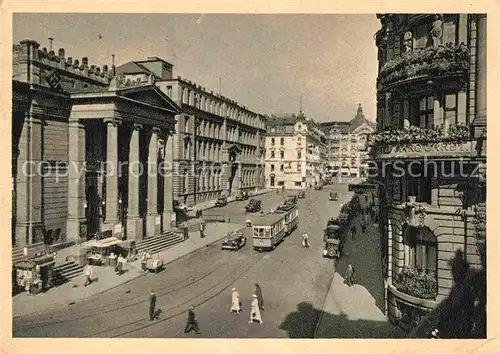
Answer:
[87,237,125,266]
[145,255,164,273]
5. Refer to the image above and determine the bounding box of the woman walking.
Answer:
[248,294,263,324]
[254,283,264,310]
[231,288,241,314]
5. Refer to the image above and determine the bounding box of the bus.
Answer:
[252,213,286,252]
[274,202,299,236]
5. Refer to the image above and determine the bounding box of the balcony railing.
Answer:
[373,124,470,146]
[378,44,469,89]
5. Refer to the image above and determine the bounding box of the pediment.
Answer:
[118,85,181,114]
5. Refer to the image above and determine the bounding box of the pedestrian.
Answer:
[84,264,93,287]
[199,220,205,238]
[231,288,241,314]
[184,305,201,334]
[248,294,263,324]
[254,283,264,310]
[149,289,157,321]
[361,217,367,233]
[302,233,310,248]
[246,218,252,227]
[431,328,439,339]
[351,225,357,240]
[345,264,356,286]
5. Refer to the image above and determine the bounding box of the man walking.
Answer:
[84,264,93,287]
[345,264,356,286]
[149,290,157,321]
[184,305,201,334]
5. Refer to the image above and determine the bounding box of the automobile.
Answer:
[297,191,306,199]
[245,199,262,213]
[173,200,190,212]
[286,195,298,204]
[314,184,323,190]
[322,222,343,258]
[235,191,249,201]
[215,196,228,207]
[221,231,247,250]
[329,192,338,201]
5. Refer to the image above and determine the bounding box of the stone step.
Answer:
[52,261,84,285]
[12,247,25,264]
[136,232,184,255]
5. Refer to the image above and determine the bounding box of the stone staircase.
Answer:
[52,261,84,285]
[136,231,185,255]
[12,246,25,264]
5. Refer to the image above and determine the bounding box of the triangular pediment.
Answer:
[117,85,181,114]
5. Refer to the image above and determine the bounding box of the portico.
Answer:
[68,81,181,242]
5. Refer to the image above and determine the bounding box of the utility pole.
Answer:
[300,96,303,114]
[219,77,222,95]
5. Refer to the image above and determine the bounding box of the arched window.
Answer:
[403,225,437,275]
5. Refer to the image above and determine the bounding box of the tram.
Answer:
[274,201,299,236]
[252,213,287,252]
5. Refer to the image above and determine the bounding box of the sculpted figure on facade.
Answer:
[429,14,444,47]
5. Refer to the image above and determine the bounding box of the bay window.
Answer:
[403,225,437,275]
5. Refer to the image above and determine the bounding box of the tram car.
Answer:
[274,201,299,236]
[252,213,287,252]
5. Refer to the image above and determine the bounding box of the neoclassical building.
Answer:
[373,14,486,333]
[264,112,327,189]
[12,40,181,247]
[116,58,267,206]
[319,104,376,179]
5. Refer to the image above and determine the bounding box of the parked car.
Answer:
[173,200,189,212]
[286,195,298,204]
[235,191,249,201]
[215,196,228,207]
[221,231,247,251]
[297,191,306,199]
[329,192,338,201]
[245,199,262,213]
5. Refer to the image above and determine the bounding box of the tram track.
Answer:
[87,252,265,338]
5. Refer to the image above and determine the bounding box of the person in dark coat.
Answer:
[254,283,264,310]
[361,217,367,233]
[184,305,200,334]
[351,225,357,240]
[149,290,157,321]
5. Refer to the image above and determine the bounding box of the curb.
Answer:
[313,271,337,338]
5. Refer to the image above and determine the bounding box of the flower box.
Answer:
[393,266,437,300]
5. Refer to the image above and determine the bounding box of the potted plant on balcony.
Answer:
[393,266,438,300]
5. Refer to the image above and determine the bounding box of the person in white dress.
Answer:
[248,294,263,324]
[231,288,241,314]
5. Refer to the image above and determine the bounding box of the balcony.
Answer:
[372,124,476,159]
[378,44,469,92]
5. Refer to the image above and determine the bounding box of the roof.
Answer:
[320,104,376,134]
[349,104,377,132]
[115,61,157,77]
[251,213,285,226]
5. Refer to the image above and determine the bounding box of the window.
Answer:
[419,96,434,128]
[444,93,463,125]
[297,162,301,171]
[297,124,302,130]
[297,150,302,159]
[278,181,284,186]
[271,138,275,145]
[415,24,429,49]
[270,164,275,172]
[270,175,275,186]
[403,225,437,275]
[295,181,302,187]
[287,162,292,169]
[280,137,285,145]
[407,165,432,204]
[270,150,275,158]
[280,151,284,159]
[280,164,284,172]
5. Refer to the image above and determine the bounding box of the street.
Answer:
[13,186,351,338]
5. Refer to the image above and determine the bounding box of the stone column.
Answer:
[126,123,143,241]
[384,92,391,128]
[474,15,487,137]
[402,99,410,128]
[15,113,44,246]
[161,131,175,231]
[66,119,87,243]
[103,119,121,237]
[146,128,161,237]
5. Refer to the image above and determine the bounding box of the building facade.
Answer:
[373,14,486,333]
[264,112,326,189]
[117,58,267,207]
[12,40,181,248]
[320,104,376,179]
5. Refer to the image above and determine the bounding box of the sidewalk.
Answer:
[12,222,244,318]
[314,215,405,338]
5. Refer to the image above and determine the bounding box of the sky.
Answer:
[13,13,380,123]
